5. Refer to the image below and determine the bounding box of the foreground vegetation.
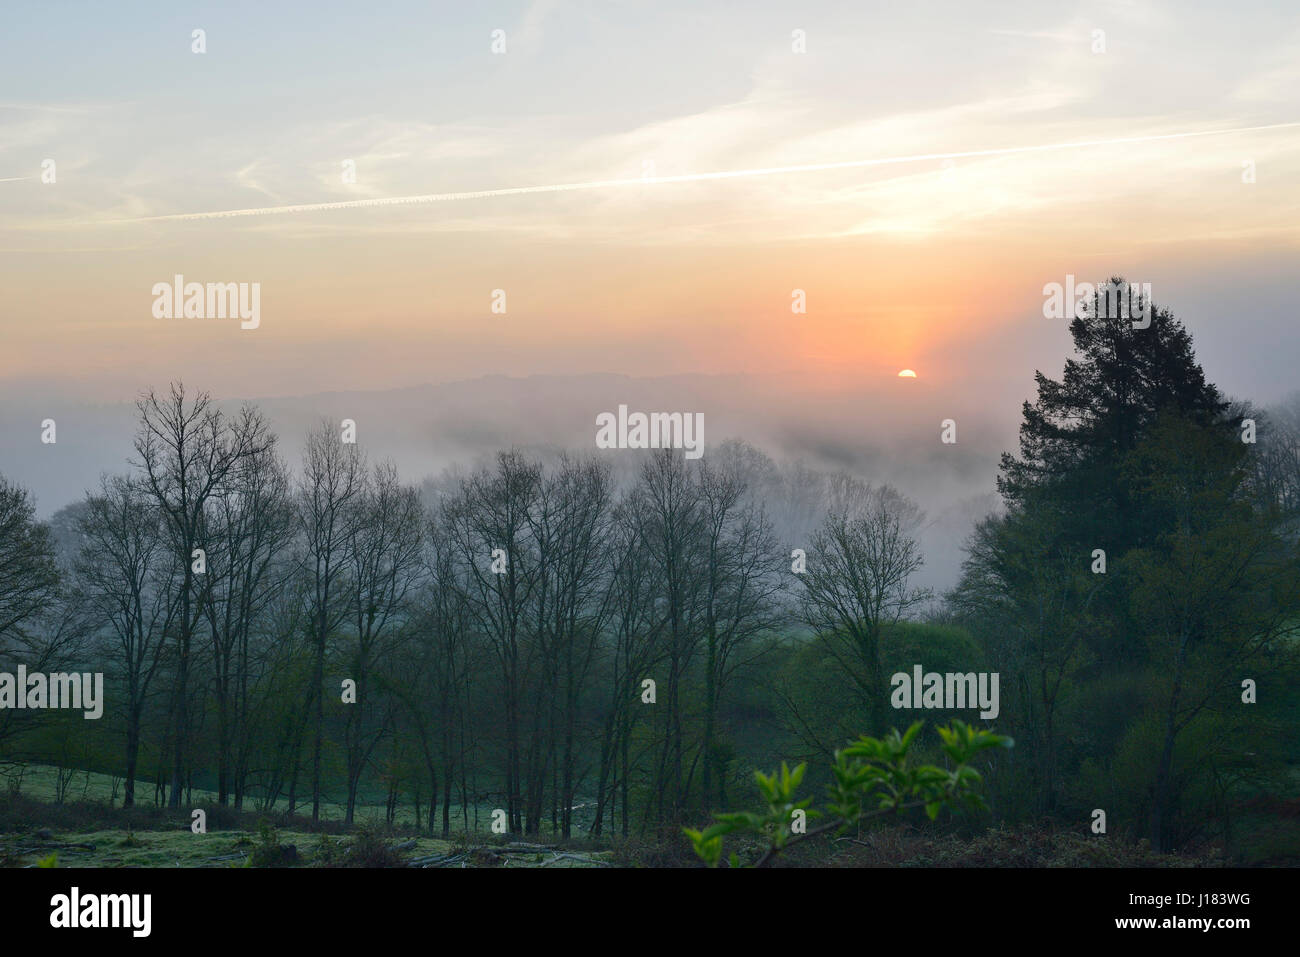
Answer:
[0,790,1261,869]
[4,748,1295,868]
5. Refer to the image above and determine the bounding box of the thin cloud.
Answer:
[987,29,1077,42]
[89,122,1300,225]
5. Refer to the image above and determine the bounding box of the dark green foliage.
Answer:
[685,721,1011,867]
[245,818,299,867]
[953,288,1300,851]
[999,282,1231,554]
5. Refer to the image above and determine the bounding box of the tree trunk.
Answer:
[123,720,140,809]
[1150,635,1189,852]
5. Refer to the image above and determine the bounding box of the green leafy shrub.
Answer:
[321,823,405,868]
[685,720,1012,867]
[245,818,299,867]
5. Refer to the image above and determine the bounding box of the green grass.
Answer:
[0,827,464,868]
[2,762,496,831]
[0,762,616,868]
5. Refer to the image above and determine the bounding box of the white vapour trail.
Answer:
[100,121,1300,224]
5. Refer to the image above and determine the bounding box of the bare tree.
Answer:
[298,419,365,823]
[132,383,273,806]
[695,444,782,811]
[74,475,179,807]
[533,456,614,836]
[636,449,708,823]
[201,442,295,807]
[590,492,663,837]
[341,461,424,823]
[443,450,543,833]
[399,515,476,835]
[1248,395,1300,529]
[799,479,931,734]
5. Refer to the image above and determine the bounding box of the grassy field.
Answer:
[6,827,420,868]
[0,762,614,868]
[2,762,502,831]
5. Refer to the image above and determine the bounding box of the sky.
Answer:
[1,1,1298,463]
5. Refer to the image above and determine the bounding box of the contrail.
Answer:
[0,176,30,182]
[101,121,1300,224]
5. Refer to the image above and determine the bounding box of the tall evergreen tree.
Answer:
[998,279,1231,556]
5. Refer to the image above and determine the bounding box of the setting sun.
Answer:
[898,369,917,378]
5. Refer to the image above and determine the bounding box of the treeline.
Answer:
[2,287,1298,856]
[1,385,938,839]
